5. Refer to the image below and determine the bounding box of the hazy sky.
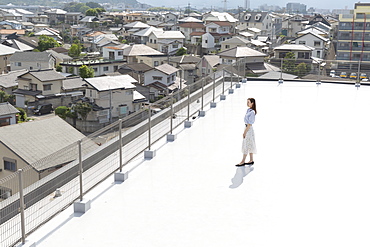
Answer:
[141,0,358,10]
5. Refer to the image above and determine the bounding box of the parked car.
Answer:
[33,104,53,115]
[329,70,336,77]
[360,73,367,79]
[340,72,347,78]
[349,73,357,79]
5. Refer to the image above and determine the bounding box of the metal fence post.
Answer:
[148,105,152,150]
[119,119,123,172]
[78,140,83,201]
[213,73,215,102]
[222,69,225,93]
[18,169,26,245]
[187,85,190,121]
[201,78,204,111]
[279,58,284,84]
[170,93,173,134]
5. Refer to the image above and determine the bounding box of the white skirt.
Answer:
[242,126,257,154]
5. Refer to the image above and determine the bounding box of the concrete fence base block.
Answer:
[278,79,284,84]
[242,78,247,83]
[74,199,91,214]
[210,102,217,108]
[184,121,192,128]
[228,88,234,94]
[236,83,241,88]
[198,110,206,117]
[15,240,36,247]
[114,172,128,183]
[144,150,156,159]
[167,134,176,142]
[220,95,226,100]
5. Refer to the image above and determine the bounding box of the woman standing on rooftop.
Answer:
[236,98,257,166]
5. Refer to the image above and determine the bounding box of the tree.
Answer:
[37,35,60,52]
[68,43,82,58]
[282,52,296,75]
[85,8,98,16]
[56,64,62,72]
[74,102,92,121]
[175,47,187,56]
[55,106,69,119]
[85,2,103,8]
[79,65,94,78]
[296,63,308,77]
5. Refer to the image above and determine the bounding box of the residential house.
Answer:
[10,51,55,71]
[132,26,163,44]
[13,9,34,22]
[281,14,308,38]
[292,32,329,59]
[0,102,19,127]
[0,116,95,193]
[273,44,314,59]
[147,30,185,55]
[136,54,169,68]
[0,20,22,30]
[202,12,238,24]
[168,55,201,83]
[199,55,220,76]
[0,29,25,39]
[34,28,62,41]
[13,69,66,107]
[297,27,329,38]
[221,36,250,51]
[83,75,143,124]
[0,44,19,73]
[178,22,205,43]
[16,36,39,49]
[236,12,273,36]
[308,14,331,27]
[79,16,100,28]
[44,9,67,25]
[65,12,83,25]
[1,39,33,52]
[0,9,22,21]
[117,63,152,85]
[60,59,126,77]
[202,21,234,52]
[126,12,144,22]
[164,13,178,23]
[143,63,182,100]
[46,50,73,65]
[0,69,27,94]
[123,21,150,31]
[103,43,164,64]
[27,15,49,25]
[218,46,270,75]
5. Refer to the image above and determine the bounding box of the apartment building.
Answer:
[337,3,370,62]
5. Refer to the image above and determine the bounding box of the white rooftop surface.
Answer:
[27,81,370,247]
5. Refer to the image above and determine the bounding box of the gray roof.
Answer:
[62,77,85,90]
[0,102,19,116]
[258,71,298,79]
[221,36,250,45]
[0,116,88,169]
[203,55,220,67]
[26,69,66,82]
[84,75,137,91]
[0,69,27,88]
[169,55,201,64]
[9,51,54,62]
[154,63,178,75]
[46,50,73,62]
[122,44,163,56]
[218,47,266,58]
[123,21,150,29]
[0,43,19,55]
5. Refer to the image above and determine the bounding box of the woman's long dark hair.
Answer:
[248,98,257,115]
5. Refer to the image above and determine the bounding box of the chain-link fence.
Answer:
[0,57,248,247]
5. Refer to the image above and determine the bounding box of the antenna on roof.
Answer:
[222,0,228,12]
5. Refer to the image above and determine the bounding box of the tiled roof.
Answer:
[154,63,179,75]
[0,69,27,88]
[218,46,266,58]
[9,51,53,62]
[0,116,88,168]
[84,75,137,91]
[0,102,19,116]
[27,69,66,82]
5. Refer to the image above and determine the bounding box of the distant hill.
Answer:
[0,0,141,8]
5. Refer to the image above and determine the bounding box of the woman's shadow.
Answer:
[229,166,254,189]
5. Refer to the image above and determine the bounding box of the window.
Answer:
[93,68,98,72]
[205,40,208,43]
[118,51,123,56]
[24,85,29,90]
[4,158,16,172]
[30,83,37,91]
[16,62,21,66]
[317,51,321,57]
[114,66,118,71]
[43,84,51,91]
[314,41,321,46]
[172,44,178,48]
[154,61,159,66]
[245,14,251,20]
[299,41,306,45]
[0,117,10,126]
[103,66,109,71]
[126,90,133,95]
[152,76,162,80]
[225,45,230,49]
